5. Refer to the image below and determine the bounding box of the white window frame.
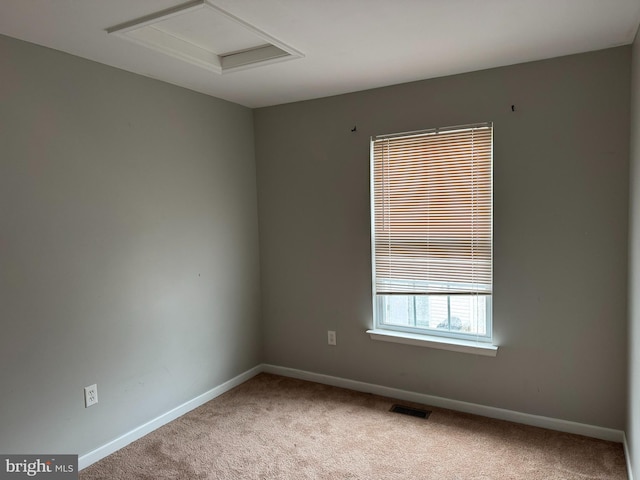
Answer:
[367,123,497,356]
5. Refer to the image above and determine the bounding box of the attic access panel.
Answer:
[107,0,304,74]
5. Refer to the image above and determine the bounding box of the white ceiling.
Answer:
[1,0,639,108]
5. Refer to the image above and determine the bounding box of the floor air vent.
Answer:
[390,404,431,419]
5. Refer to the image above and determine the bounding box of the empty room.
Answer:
[2,0,640,478]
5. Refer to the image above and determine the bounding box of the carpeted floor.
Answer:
[80,373,627,479]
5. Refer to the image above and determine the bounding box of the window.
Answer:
[370,123,493,345]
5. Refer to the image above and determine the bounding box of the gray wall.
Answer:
[255,47,630,429]
[628,28,640,478]
[0,35,262,455]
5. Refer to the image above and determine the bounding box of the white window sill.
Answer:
[366,329,498,357]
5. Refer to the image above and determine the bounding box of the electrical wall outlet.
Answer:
[84,384,98,408]
[327,330,337,346]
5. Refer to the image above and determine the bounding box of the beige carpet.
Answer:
[80,373,627,479]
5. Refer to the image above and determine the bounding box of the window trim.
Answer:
[366,328,498,356]
[369,123,496,351]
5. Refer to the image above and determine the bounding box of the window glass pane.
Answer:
[377,294,490,339]
[447,295,487,335]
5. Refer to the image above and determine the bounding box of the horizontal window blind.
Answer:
[372,123,492,295]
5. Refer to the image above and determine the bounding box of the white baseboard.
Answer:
[625,432,634,480]
[78,365,263,470]
[262,364,625,443]
[80,363,628,472]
